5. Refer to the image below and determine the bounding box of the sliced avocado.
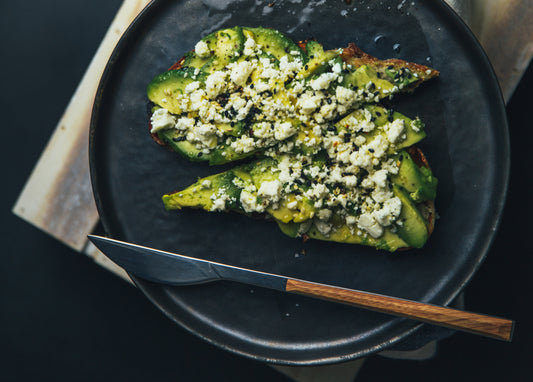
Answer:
[334,104,427,151]
[296,47,340,80]
[147,68,206,114]
[182,27,245,73]
[392,150,437,202]
[342,65,397,98]
[162,169,247,212]
[156,129,215,163]
[267,194,316,223]
[393,185,428,248]
[276,218,408,252]
[243,27,306,63]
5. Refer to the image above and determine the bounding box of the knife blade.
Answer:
[88,235,514,341]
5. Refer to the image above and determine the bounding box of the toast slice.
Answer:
[147,27,439,165]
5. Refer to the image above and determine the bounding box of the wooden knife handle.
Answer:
[285,279,514,341]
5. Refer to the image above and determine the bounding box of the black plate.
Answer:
[90,0,509,365]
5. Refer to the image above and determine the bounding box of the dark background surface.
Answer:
[1,1,530,381]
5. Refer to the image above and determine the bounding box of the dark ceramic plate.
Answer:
[90,0,509,365]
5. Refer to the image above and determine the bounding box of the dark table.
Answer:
[2,1,529,381]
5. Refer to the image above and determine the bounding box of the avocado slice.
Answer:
[243,27,306,63]
[392,150,437,202]
[147,68,206,115]
[182,27,245,73]
[393,185,429,248]
[331,104,427,150]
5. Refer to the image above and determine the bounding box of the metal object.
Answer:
[88,235,288,290]
[88,235,514,343]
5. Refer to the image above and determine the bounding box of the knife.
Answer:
[88,235,514,341]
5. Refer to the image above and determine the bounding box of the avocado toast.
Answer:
[147,27,438,251]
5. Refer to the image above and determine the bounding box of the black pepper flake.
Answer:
[367,82,375,91]
[387,65,394,70]
[326,98,332,104]
[387,109,394,122]
[215,92,230,107]
[368,148,375,153]
[343,133,352,142]
[376,111,382,117]
[172,136,186,142]
[304,64,309,70]
[197,152,203,157]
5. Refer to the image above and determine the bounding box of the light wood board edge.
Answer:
[84,241,133,284]
[12,0,152,251]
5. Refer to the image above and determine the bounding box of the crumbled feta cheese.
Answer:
[240,190,264,213]
[310,73,338,91]
[385,119,406,144]
[274,122,297,140]
[185,81,201,94]
[369,169,389,188]
[357,213,383,238]
[287,200,298,209]
[297,92,323,114]
[229,61,254,87]
[335,86,357,105]
[365,135,389,159]
[150,108,176,133]
[205,71,227,98]
[210,194,228,211]
[230,136,256,153]
[175,117,195,131]
[372,196,402,226]
[195,40,211,58]
[317,208,332,221]
[200,180,212,189]
[243,37,257,56]
[258,180,282,202]
[346,215,357,225]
